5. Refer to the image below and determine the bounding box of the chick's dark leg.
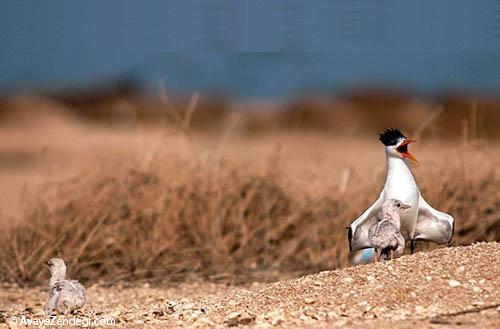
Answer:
[379,248,391,261]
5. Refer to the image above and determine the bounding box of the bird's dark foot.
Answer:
[410,240,415,254]
[379,248,391,261]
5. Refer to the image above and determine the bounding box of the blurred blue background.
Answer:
[1,1,500,99]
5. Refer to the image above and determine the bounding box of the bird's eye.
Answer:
[396,203,400,207]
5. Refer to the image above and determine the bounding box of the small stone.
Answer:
[152,309,164,318]
[472,300,485,306]
[110,310,121,318]
[343,277,353,283]
[472,286,482,293]
[415,305,425,313]
[448,279,461,287]
[191,310,203,319]
[304,298,316,304]
[227,312,240,319]
[225,311,255,327]
[378,306,388,313]
[263,310,285,326]
[327,311,339,319]
[271,318,284,326]
[194,317,215,328]
[366,276,375,283]
[357,301,371,313]
[425,276,432,281]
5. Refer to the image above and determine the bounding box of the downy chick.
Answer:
[369,199,410,261]
[45,258,85,316]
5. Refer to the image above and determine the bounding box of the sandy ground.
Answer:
[1,242,498,328]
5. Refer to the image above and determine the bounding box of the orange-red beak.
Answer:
[397,139,418,163]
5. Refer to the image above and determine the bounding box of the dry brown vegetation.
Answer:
[0,91,499,286]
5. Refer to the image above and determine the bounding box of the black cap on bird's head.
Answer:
[379,128,418,163]
[379,128,406,146]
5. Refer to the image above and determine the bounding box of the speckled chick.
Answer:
[369,199,410,261]
[45,258,85,316]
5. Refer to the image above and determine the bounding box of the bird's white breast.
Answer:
[382,156,420,239]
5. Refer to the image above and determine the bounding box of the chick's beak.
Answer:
[397,139,418,163]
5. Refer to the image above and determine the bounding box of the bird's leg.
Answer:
[390,249,394,260]
[410,240,415,254]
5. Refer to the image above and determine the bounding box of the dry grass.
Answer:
[0,92,499,285]
[0,137,498,285]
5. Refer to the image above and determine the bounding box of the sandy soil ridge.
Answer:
[1,242,498,328]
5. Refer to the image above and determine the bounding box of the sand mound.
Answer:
[2,243,497,328]
[200,242,499,327]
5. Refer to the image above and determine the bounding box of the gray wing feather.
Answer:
[348,193,383,251]
[414,195,454,244]
[53,280,86,313]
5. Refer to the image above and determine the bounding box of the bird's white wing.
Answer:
[348,193,383,251]
[414,195,454,244]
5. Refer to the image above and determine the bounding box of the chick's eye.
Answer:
[396,203,400,207]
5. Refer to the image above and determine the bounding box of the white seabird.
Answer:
[348,128,454,254]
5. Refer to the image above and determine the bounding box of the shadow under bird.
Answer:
[348,129,454,256]
[45,258,86,316]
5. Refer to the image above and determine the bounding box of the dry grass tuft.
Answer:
[0,141,498,285]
